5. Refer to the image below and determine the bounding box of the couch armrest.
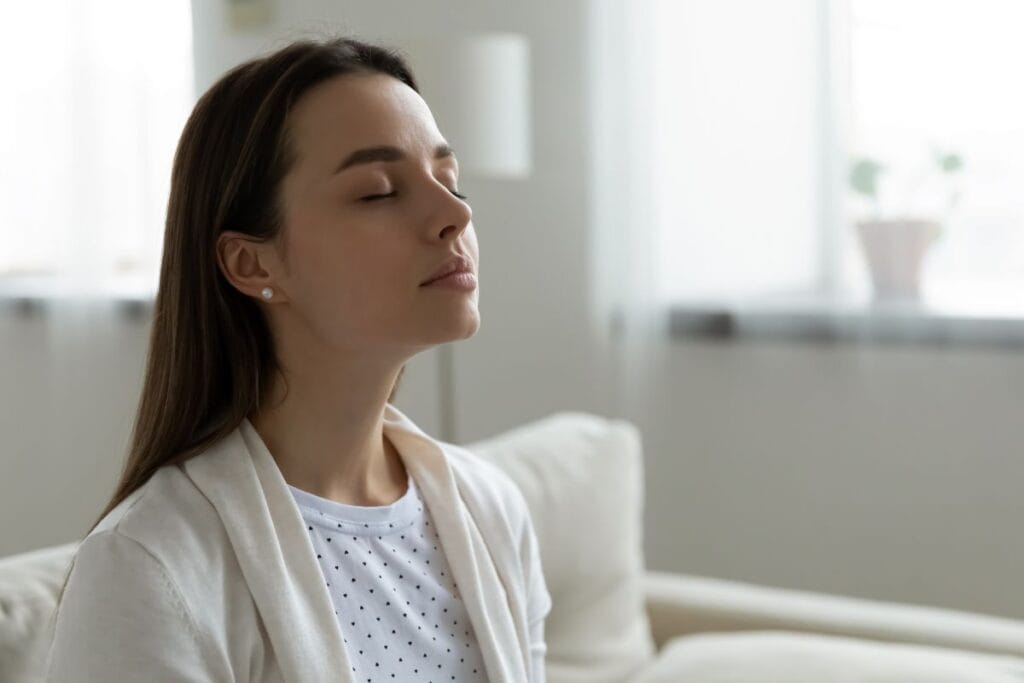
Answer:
[643,570,1024,658]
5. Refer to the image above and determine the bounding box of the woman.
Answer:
[45,36,551,682]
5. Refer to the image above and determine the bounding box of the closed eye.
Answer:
[360,188,468,202]
[360,191,398,202]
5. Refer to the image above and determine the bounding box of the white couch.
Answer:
[4,412,1024,682]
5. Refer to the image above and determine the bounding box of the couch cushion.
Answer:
[633,631,1024,683]
[0,542,78,683]
[465,412,655,683]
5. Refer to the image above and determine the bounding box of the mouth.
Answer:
[420,255,476,286]
[421,270,477,288]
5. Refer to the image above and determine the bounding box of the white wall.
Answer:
[0,307,150,556]
[3,0,1023,624]
[630,339,1024,619]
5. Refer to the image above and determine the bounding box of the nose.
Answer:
[430,181,472,242]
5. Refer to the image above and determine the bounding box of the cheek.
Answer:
[288,225,411,313]
[286,227,340,291]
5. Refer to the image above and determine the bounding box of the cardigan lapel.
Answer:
[382,403,529,682]
[447,455,533,668]
[183,426,354,683]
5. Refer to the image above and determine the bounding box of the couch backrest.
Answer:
[0,542,77,683]
[466,411,656,682]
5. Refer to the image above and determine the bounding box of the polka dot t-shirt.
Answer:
[289,474,488,682]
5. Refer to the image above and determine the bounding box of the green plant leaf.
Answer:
[937,152,963,173]
[850,158,885,197]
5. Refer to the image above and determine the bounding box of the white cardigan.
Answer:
[44,403,552,682]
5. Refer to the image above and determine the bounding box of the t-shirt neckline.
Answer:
[288,473,419,533]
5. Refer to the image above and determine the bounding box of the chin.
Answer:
[452,312,480,340]
[436,312,480,343]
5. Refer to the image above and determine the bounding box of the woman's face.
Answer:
[271,72,479,355]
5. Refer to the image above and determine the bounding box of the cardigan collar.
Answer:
[181,402,527,683]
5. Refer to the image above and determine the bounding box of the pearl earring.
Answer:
[261,287,274,300]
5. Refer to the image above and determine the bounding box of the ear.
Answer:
[215,231,288,303]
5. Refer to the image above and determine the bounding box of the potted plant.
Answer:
[849,149,964,302]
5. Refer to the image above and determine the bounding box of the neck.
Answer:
[250,359,408,507]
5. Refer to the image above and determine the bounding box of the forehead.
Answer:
[286,72,443,173]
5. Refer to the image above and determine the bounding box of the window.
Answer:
[846,0,1024,313]
[0,0,194,298]
[650,0,1024,317]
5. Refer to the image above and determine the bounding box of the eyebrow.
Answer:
[334,143,456,174]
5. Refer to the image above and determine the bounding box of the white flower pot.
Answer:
[855,219,941,302]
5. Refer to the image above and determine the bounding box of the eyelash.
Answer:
[360,188,468,202]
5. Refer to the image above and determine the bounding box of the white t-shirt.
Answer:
[289,475,489,682]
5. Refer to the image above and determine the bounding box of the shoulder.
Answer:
[439,441,533,528]
[48,503,231,681]
[65,458,245,649]
[441,440,552,619]
[54,467,217,658]
[82,461,233,594]
[441,440,518,491]
[91,463,220,544]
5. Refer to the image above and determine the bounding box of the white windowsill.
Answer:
[0,275,156,318]
[5,277,1023,350]
[669,292,1024,351]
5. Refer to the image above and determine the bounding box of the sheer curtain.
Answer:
[0,1,194,553]
[589,0,677,422]
[0,0,193,296]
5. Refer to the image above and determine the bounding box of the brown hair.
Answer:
[54,35,418,607]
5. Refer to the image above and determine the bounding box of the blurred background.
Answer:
[2,0,1022,622]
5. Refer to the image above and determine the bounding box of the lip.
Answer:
[420,255,475,286]
[422,271,477,291]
